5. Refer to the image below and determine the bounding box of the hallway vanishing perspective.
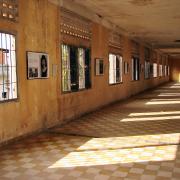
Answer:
[0,82,180,180]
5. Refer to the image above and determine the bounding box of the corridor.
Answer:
[0,82,180,180]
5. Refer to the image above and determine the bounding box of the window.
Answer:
[144,47,151,79]
[109,54,122,84]
[153,63,158,78]
[132,57,140,81]
[164,65,167,76]
[144,61,150,79]
[61,44,91,92]
[0,32,17,101]
[167,66,170,76]
[159,64,163,77]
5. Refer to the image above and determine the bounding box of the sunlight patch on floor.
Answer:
[121,115,180,122]
[158,93,180,96]
[150,98,180,101]
[76,133,180,151]
[48,133,179,168]
[146,101,180,105]
[129,111,180,117]
[48,145,178,168]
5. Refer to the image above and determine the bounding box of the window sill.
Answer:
[131,80,140,82]
[61,88,91,94]
[109,82,123,86]
[0,98,19,104]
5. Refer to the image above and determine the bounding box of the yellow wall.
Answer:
[0,0,169,144]
[0,0,60,143]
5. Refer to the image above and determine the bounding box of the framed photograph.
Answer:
[26,51,49,79]
[124,62,129,74]
[95,58,104,75]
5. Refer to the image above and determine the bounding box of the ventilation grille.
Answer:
[109,31,124,49]
[60,8,92,41]
[131,40,140,55]
[0,0,18,22]
[144,47,151,60]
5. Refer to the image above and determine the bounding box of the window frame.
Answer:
[61,43,91,94]
[108,53,123,85]
[0,30,19,103]
[132,56,140,81]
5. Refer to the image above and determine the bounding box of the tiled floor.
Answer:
[0,83,180,180]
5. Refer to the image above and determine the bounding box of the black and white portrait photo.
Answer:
[27,52,49,79]
[40,55,48,77]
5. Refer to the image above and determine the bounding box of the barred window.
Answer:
[159,64,163,77]
[109,54,122,84]
[0,32,17,101]
[145,61,150,79]
[132,57,140,81]
[167,66,170,76]
[164,65,167,76]
[61,44,91,92]
[144,47,151,79]
[153,63,158,78]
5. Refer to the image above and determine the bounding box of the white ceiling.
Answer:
[50,0,180,56]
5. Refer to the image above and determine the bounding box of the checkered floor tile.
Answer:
[0,82,180,179]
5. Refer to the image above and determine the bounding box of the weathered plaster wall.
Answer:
[59,22,169,123]
[0,0,60,143]
[0,0,169,144]
[170,57,180,82]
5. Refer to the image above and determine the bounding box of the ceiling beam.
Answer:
[154,44,180,49]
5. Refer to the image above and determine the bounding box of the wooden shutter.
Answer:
[85,48,91,89]
[70,46,78,91]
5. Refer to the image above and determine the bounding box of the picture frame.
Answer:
[26,51,49,79]
[95,58,104,75]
